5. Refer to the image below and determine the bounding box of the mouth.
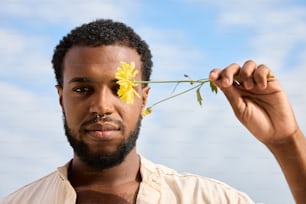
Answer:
[84,123,120,140]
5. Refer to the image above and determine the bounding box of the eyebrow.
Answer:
[68,77,93,84]
[68,77,118,84]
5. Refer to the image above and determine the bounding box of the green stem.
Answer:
[134,79,210,84]
[149,81,208,108]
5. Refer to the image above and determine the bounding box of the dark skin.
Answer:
[56,44,305,203]
[68,149,142,204]
[209,61,306,204]
[56,45,149,204]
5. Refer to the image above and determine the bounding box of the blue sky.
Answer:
[1,0,306,203]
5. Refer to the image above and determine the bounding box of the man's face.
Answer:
[57,45,149,169]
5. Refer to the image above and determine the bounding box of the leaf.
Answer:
[196,86,203,106]
[210,81,218,94]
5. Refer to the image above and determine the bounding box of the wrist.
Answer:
[266,128,305,162]
[266,128,301,149]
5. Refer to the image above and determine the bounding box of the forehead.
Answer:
[63,45,142,78]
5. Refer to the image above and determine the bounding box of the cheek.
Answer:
[121,96,143,114]
[121,102,142,127]
[62,95,88,127]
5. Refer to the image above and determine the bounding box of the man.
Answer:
[1,19,305,204]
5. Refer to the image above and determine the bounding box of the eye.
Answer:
[72,87,93,96]
[111,83,120,96]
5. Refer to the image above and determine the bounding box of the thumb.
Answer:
[218,83,245,118]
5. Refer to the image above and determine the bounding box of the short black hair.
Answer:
[51,19,152,86]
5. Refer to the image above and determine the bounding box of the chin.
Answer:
[63,112,142,169]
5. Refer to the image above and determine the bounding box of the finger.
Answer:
[209,68,223,88]
[209,68,221,81]
[254,64,274,89]
[210,64,246,118]
[239,60,257,90]
[216,63,241,88]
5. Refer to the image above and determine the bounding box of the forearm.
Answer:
[267,128,306,204]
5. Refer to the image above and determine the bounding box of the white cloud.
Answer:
[138,27,208,80]
[0,29,25,57]
[0,27,54,87]
[186,0,306,74]
[0,0,143,86]
[0,0,141,26]
[0,82,69,197]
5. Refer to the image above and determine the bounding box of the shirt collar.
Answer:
[137,155,161,203]
[57,160,72,181]
[56,156,162,203]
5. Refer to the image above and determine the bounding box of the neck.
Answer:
[69,148,141,188]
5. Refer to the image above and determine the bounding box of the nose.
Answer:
[89,87,114,116]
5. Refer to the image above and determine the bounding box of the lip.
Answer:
[84,123,120,140]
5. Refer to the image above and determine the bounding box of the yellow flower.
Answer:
[115,61,223,116]
[141,107,152,116]
[115,61,140,104]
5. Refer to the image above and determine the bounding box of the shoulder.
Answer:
[1,171,57,203]
[1,162,75,204]
[140,156,255,204]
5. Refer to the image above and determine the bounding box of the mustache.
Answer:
[80,115,125,131]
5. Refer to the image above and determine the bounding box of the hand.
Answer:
[209,60,299,145]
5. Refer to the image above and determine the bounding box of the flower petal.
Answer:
[115,61,140,104]
[141,107,152,116]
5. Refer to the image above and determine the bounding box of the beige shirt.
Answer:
[1,156,254,204]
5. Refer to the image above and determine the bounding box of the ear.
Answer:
[141,86,150,108]
[55,85,64,111]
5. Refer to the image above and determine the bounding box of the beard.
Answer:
[63,113,142,170]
